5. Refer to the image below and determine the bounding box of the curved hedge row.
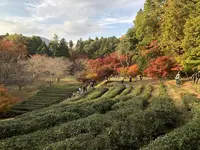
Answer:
[0,84,182,150]
[130,85,143,96]
[0,85,134,139]
[0,89,150,149]
[85,88,109,99]
[0,114,113,150]
[8,85,80,116]
[41,95,178,150]
[142,95,200,150]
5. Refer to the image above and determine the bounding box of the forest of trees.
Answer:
[0,0,200,85]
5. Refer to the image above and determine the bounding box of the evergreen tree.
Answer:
[49,34,59,56]
[27,36,43,55]
[181,1,200,70]
[56,38,70,57]
[37,42,51,56]
[134,0,166,45]
[69,40,74,49]
[160,0,190,56]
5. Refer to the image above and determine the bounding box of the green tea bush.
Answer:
[107,96,178,149]
[85,88,108,99]
[116,86,132,97]
[140,85,153,99]
[0,92,120,139]
[142,105,200,150]
[130,85,143,96]
[91,99,117,114]
[158,84,168,98]
[66,88,94,103]
[100,86,125,99]
[112,96,147,111]
[43,134,95,150]
[182,94,200,111]
[0,114,112,150]
[44,133,112,150]
[9,85,80,115]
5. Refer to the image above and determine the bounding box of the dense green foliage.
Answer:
[142,94,200,150]
[75,37,119,58]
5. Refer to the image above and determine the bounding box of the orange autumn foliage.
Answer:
[118,64,139,77]
[144,56,175,79]
[0,85,19,115]
[128,64,139,76]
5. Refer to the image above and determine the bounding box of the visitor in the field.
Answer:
[192,72,197,84]
[196,71,200,84]
[175,72,181,86]
[83,86,87,92]
[105,77,108,81]
[139,74,143,80]
[78,87,82,93]
[129,76,132,82]
[121,76,124,84]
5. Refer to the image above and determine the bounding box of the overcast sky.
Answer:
[0,0,145,41]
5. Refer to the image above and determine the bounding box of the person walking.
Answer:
[139,74,143,81]
[121,76,125,84]
[175,72,181,86]
[192,72,197,84]
[196,71,200,84]
[129,76,132,82]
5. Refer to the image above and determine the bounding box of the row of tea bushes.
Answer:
[41,91,178,150]
[8,85,80,116]
[0,86,136,139]
[142,95,200,150]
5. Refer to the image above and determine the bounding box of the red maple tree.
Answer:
[144,56,175,79]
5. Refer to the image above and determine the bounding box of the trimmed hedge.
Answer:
[0,89,126,139]
[142,104,200,150]
[140,85,153,99]
[130,85,143,96]
[182,94,200,111]
[43,133,112,150]
[116,86,132,97]
[8,84,80,116]
[0,84,182,150]
[84,88,108,100]
[106,96,178,149]
[100,86,125,99]
[33,96,178,150]
[0,114,113,150]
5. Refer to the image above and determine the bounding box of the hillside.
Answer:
[0,79,200,149]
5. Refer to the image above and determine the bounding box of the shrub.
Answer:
[8,85,80,116]
[101,86,125,99]
[142,105,200,150]
[86,88,108,99]
[158,84,168,98]
[0,85,19,118]
[140,85,153,99]
[44,133,112,150]
[182,94,200,111]
[130,85,143,96]
[0,90,120,139]
[107,96,178,149]
[116,86,132,97]
[0,114,112,150]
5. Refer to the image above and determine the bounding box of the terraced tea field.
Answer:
[7,84,80,116]
[0,81,200,150]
